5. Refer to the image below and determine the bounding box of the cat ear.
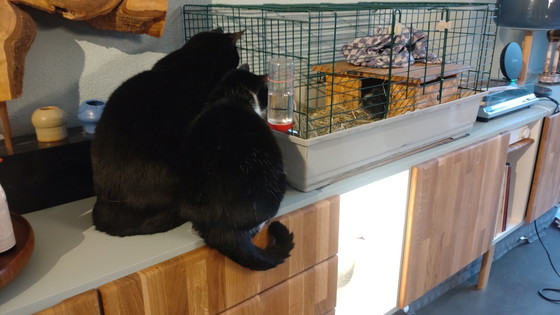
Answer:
[210,27,224,33]
[230,30,245,43]
[238,64,250,71]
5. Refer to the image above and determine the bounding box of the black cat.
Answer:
[91,29,293,270]
[178,66,293,270]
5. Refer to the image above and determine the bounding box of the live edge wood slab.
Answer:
[0,0,167,155]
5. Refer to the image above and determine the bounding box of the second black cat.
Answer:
[179,66,293,270]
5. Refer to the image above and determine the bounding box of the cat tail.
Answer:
[201,221,294,271]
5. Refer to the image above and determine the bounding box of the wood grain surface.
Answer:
[221,257,338,315]
[0,212,34,288]
[312,61,470,84]
[11,0,122,20]
[0,0,36,101]
[399,134,509,307]
[98,196,340,315]
[526,113,560,222]
[33,290,101,315]
[86,0,168,37]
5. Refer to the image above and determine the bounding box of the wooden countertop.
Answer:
[0,96,557,314]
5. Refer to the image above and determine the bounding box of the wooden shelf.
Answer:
[0,127,90,157]
[0,127,94,214]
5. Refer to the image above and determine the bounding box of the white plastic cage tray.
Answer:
[274,92,486,191]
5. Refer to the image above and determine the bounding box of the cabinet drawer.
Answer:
[98,196,340,315]
[33,290,101,315]
[221,256,338,315]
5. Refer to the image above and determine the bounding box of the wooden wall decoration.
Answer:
[0,0,168,154]
[10,0,123,20]
[9,0,168,36]
[0,0,37,154]
[0,0,36,101]
[87,0,168,37]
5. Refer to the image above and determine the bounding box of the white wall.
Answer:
[3,0,547,138]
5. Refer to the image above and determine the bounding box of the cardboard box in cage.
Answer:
[273,92,485,192]
[312,62,470,118]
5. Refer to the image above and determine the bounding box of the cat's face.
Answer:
[237,64,268,116]
[207,65,268,118]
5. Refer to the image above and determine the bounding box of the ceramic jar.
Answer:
[77,99,105,134]
[31,106,68,142]
[0,183,15,253]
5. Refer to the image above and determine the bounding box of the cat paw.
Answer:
[267,221,295,258]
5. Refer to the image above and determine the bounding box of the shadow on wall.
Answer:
[4,1,190,138]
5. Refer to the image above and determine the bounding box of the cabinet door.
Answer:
[221,256,338,315]
[399,134,509,307]
[526,113,560,222]
[34,290,101,315]
[98,196,339,315]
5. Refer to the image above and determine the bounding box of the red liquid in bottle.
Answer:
[267,122,293,133]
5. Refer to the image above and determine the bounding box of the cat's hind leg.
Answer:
[92,199,185,236]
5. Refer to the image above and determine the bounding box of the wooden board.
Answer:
[0,212,34,288]
[98,196,340,315]
[0,0,36,101]
[11,0,122,20]
[33,290,101,315]
[526,113,560,222]
[86,0,168,38]
[386,75,459,118]
[399,134,509,307]
[221,257,338,315]
[312,61,470,84]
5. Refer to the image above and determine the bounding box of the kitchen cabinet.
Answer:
[8,103,557,315]
[526,112,560,223]
[97,196,340,314]
[399,134,510,307]
[220,257,338,315]
[33,290,101,315]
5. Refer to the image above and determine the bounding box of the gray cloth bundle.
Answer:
[341,27,441,68]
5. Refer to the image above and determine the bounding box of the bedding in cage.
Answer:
[183,3,496,191]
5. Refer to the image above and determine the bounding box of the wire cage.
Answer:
[183,2,497,139]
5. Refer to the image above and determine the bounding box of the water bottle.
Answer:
[267,58,294,133]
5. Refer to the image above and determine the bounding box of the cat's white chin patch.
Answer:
[250,91,264,117]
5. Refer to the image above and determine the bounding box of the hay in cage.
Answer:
[300,103,378,138]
